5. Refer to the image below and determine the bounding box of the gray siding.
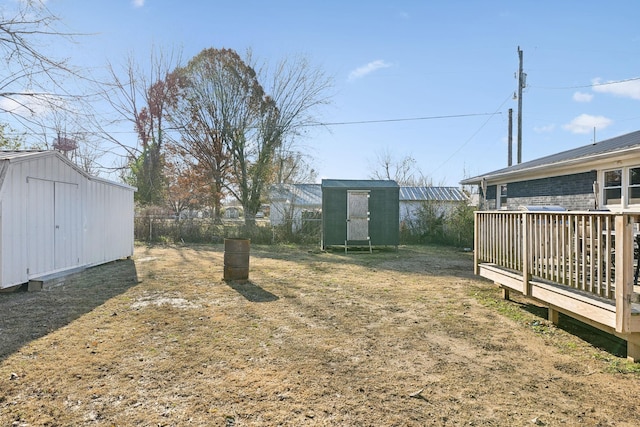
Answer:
[505,171,596,210]
[482,171,596,211]
[483,185,497,210]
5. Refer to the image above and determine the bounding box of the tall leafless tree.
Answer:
[0,0,81,125]
[98,47,182,204]
[369,148,430,186]
[170,48,331,225]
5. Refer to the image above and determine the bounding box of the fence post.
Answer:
[615,214,633,334]
[474,211,480,275]
[522,212,531,296]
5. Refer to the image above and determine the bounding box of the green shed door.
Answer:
[347,190,369,240]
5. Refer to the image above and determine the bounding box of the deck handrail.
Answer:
[474,211,637,333]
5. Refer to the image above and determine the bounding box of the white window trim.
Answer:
[497,183,508,210]
[600,165,640,210]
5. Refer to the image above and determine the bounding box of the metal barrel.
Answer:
[223,238,250,281]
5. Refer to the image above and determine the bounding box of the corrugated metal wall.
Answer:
[0,152,135,289]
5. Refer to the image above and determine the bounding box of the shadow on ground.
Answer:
[226,280,279,302]
[0,259,138,362]
[519,301,627,358]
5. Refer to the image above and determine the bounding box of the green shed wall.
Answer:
[322,182,399,248]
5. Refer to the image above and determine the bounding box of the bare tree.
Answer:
[98,47,182,204]
[168,48,331,225]
[0,0,82,125]
[165,49,240,220]
[273,143,318,184]
[369,148,430,186]
[244,53,331,222]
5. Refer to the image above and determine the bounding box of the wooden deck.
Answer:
[474,211,640,362]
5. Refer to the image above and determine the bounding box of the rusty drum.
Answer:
[223,238,250,281]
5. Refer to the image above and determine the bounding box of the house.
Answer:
[460,130,640,361]
[270,184,468,230]
[460,130,640,212]
[321,179,399,251]
[0,151,135,290]
[269,183,322,231]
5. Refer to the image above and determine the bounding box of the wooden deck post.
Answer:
[522,212,531,296]
[627,334,640,363]
[474,212,480,276]
[614,215,633,335]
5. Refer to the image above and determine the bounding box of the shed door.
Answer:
[54,181,80,270]
[347,190,369,241]
[27,178,79,274]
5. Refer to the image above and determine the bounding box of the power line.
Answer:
[430,92,514,177]
[1,111,502,137]
[531,76,640,90]
[312,112,501,127]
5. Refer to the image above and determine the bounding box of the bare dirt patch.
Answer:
[1,244,639,426]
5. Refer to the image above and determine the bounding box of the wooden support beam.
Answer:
[627,333,640,363]
[522,212,531,296]
[615,215,634,334]
[474,212,480,276]
[548,305,559,325]
[501,286,510,300]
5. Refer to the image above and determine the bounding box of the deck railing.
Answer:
[474,210,640,360]
[475,211,637,302]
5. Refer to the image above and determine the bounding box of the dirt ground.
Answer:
[1,243,639,426]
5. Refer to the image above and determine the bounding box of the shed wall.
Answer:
[322,183,399,248]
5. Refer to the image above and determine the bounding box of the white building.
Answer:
[0,151,136,290]
[269,184,322,231]
[398,186,469,223]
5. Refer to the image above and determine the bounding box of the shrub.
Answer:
[399,201,475,248]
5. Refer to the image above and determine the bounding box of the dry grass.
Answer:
[1,243,640,426]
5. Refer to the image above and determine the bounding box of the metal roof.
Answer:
[0,150,49,160]
[0,150,136,190]
[399,186,468,202]
[271,183,467,205]
[269,183,322,206]
[460,130,640,185]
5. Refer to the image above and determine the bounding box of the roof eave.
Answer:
[460,146,640,185]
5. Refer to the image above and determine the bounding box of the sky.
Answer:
[5,0,640,186]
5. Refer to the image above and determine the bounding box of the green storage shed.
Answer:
[321,179,399,252]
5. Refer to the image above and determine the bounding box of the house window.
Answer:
[499,184,507,208]
[629,167,640,205]
[603,169,622,205]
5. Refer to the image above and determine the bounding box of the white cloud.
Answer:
[562,114,613,134]
[573,91,593,102]
[592,77,640,100]
[534,124,555,133]
[0,93,65,117]
[348,60,392,81]
[132,0,145,7]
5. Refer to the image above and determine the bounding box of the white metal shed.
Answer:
[0,151,136,290]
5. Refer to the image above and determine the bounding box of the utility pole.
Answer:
[517,46,525,164]
[508,108,513,167]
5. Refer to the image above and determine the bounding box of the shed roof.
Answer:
[0,150,48,160]
[321,179,398,188]
[0,150,136,190]
[460,130,640,185]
